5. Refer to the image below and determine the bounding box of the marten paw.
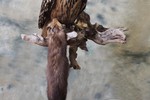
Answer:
[70,63,81,70]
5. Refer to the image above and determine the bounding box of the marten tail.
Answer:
[46,19,69,100]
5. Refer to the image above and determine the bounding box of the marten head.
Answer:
[46,18,67,46]
[47,18,63,34]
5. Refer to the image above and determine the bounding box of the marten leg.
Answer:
[79,39,88,51]
[69,40,88,70]
[41,24,48,38]
[69,46,80,69]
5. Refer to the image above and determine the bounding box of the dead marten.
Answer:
[46,19,69,100]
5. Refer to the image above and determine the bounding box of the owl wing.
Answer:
[73,0,87,21]
[38,0,55,28]
[79,0,87,14]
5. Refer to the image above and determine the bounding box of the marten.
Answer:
[46,19,69,100]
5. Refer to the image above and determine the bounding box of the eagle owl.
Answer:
[38,0,87,37]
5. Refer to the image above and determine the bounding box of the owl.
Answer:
[38,0,87,37]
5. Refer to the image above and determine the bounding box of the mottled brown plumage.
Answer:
[38,0,87,29]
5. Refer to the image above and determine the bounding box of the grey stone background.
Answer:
[0,0,150,100]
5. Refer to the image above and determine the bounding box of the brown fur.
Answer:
[46,19,69,100]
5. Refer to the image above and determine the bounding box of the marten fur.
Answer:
[46,19,69,100]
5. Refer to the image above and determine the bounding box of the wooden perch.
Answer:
[88,27,127,45]
[21,31,78,46]
[21,26,127,69]
[21,27,126,46]
[21,33,48,46]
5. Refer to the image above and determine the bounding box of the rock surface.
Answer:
[0,0,150,100]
